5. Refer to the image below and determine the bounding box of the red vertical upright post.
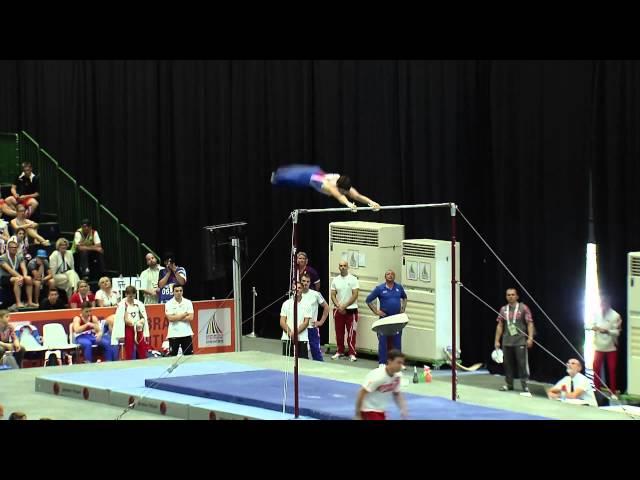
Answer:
[291,210,300,418]
[451,203,457,402]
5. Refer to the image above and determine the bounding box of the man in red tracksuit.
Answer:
[330,260,359,362]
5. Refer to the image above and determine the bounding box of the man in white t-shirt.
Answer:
[547,358,597,406]
[355,349,408,420]
[301,273,329,361]
[165,285,194,356]
[589,294,622,395]
[139,253,161,304]
[330,260,360,361]
[280,282,311,358]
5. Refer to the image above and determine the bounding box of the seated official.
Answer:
[547,358,597,406]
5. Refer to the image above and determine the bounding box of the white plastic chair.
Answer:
[43,323,77,351]
[44,323,78,365]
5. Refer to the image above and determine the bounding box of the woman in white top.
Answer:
[112,286,149,360]
[10,204,50,246]
[49,237,80,299]
[95,277,120,307]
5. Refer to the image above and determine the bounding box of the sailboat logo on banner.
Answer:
[206,312,224,345]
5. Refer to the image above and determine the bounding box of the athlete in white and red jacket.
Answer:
[355,349,408,420]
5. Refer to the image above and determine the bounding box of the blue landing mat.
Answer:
[39,361,262,389]
[146,370,547,420]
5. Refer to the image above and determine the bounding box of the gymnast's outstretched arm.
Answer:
[347,187,380,210]
[322,183,359,211]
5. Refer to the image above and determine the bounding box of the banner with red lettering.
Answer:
[8,299,235,353]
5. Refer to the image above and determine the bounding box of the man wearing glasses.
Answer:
[0,240,35,308]
[547,358,597,406]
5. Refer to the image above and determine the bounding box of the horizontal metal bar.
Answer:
[203,221,248,231]
[297,202,453,214]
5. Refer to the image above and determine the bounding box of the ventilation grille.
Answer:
[330,226,379,247]
[631,326,640,358]
[403,243,436,258]
[631,257,640,277]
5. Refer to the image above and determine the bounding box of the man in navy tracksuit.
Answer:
[366,270,408,365]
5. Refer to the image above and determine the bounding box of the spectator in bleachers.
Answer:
[0,309,25,368]
[139,253,160,304]
[0,217,9,255]
[39,288,68,310]
[95,276,120,307]
[72,302,118,363]
[0,198,16,218]
[71,219,105,281]
[10,205,50,246]
[49,238,80,299]
[9,228,31,261]
[69,280,96,309]
[112,286,149,360]
[158,252,187,304]
[4,162,40,218]
[27,250,55,304]
[0,240,36,308]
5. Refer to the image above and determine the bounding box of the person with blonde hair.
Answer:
[69,280,96,309]
[49,237,80,299]
[95,277,120,307]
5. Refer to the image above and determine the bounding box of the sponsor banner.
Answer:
[9,299,235,353]
[194,300,235,354]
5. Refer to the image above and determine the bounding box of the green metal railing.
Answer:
[56,167,77,234]
[39,149,60,212]
[0,131,159,275]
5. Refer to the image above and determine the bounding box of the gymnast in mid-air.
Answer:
[271,164,381,212]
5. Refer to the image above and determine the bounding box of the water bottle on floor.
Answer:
[412,366,419,384]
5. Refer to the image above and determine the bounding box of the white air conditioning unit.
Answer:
[400,239,460,362]
[328,221,404,355]
[627,252,640,396]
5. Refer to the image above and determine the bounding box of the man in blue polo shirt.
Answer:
[366,270,408,365]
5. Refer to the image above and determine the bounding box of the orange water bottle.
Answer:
[424,365,432,383]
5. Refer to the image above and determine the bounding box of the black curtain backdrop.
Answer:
[0,60,633,385]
